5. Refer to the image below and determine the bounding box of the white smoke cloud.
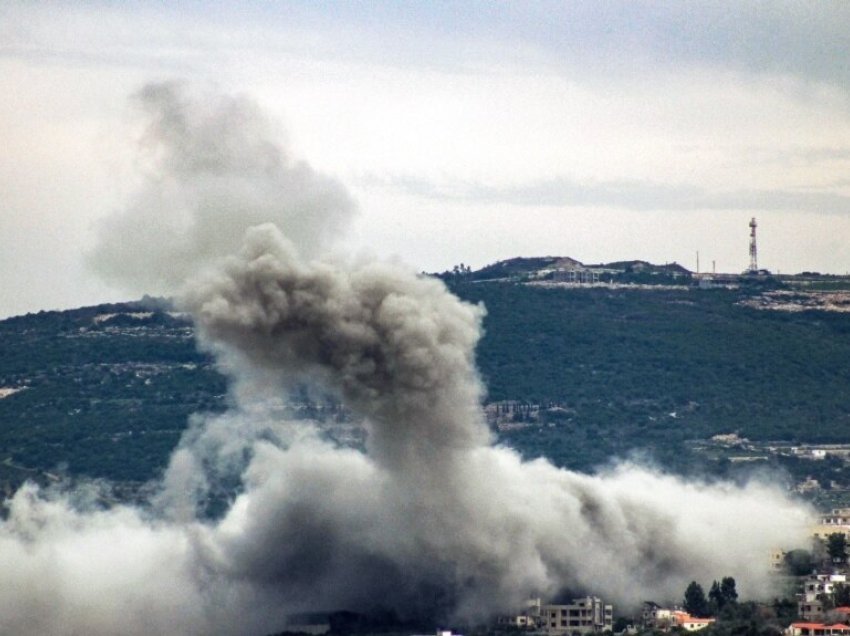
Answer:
[87,81,355,296]
[0,82,814,634]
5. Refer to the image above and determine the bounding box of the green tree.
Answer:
[721,577,738,605]
[684,581,710,618]
[708,577,738,614]
[709,580,723,614]
[828,533,848,565]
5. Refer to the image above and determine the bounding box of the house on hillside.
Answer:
[641,603,713,632]
[787,623,850,636]
[799,574,848,620]
[551,267,601,284]
[679,615,715,632]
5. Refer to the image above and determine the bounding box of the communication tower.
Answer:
[748,217,758,273]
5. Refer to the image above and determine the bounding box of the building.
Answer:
[679,616,715,632]
[551,265,602,284]
[641,603,676,630]
[641,602,663,629]
[642,603,714,633]
[787,623,850,636]
[812,509,850,541]
[539,597,614,634]
[799,574,848,620]
[497,598,542,629]
[771,549,789,573]
[499,596,613,634]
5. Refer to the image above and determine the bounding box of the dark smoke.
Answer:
[0,83,812,635]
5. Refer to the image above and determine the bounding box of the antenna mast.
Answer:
[749,217,758,273]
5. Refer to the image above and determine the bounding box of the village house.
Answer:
[641,602,714,633]
[799,574,848,620]
[678,615,716,632]
[787,623,850,636]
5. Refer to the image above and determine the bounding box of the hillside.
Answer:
[2,262,850,504]
[0,299,225,493]
[452,282,850,479]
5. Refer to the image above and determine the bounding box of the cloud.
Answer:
[367,173,850,215]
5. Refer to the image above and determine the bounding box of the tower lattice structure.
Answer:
[749,217,758,273]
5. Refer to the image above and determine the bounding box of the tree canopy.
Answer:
[684,581,710,618]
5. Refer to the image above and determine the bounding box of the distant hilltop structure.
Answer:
[749,217,759,274]
[438,256,693,286]
[436,217,850,287]
[739,216,771,277]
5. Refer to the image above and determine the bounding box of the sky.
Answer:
[2,1,850,318]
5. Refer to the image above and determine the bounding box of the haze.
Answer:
[2,1,850,318]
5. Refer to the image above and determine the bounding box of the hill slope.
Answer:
[2,276,850,501]
[451,281,850,475]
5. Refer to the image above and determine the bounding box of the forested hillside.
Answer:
[450,282,850,476]
[0,300,224,491]
[2,279,850,501]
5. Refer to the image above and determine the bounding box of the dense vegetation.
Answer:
[2,276,850,498]
[0,300,225,489]
[450,281,850,476]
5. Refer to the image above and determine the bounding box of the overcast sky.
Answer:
[2,1,850,318]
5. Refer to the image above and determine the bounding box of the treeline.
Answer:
[683,577,738,618]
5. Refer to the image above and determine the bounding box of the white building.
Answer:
[680,616,715,632]
[799,574,848,620]
[641,602,714,633]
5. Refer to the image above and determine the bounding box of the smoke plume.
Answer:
[0,83,813,634]
[88,81,354,295]
[176,223,810,620]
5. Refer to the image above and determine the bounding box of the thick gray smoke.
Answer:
[176,224,811,621]
[0,84,813,634]
[88,81,354,295]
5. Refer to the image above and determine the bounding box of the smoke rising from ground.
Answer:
[88,81,355,295]
[177,224,811,619]
[0,83,813,634]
